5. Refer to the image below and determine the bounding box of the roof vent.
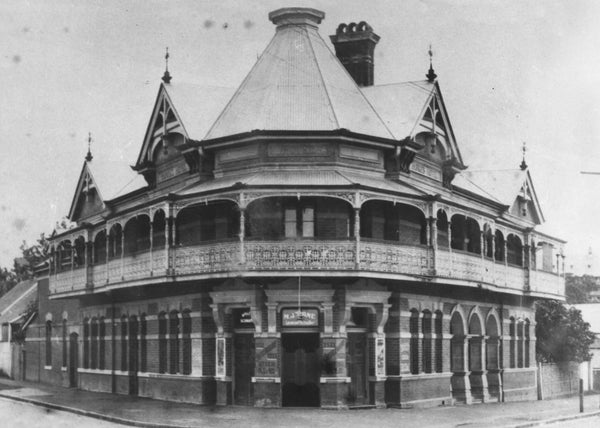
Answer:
[330,22,380,87]
[268,7,325,29]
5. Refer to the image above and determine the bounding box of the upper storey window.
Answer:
[285,205,315,238]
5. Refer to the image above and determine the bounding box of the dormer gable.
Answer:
[507,171,544,224]
[68,161,105,222]
[134,84,191,187]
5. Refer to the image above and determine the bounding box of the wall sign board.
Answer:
[281,308,319,327]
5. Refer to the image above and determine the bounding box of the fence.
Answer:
[537,361,580,400]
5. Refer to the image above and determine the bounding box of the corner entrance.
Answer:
[234,333,255,405]
[281,333,320,407]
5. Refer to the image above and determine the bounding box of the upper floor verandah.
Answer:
[49,191,565,299]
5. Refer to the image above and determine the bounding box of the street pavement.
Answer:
[0,398,127,428]
[1,377,600,427]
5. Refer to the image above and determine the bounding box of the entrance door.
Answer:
[347,333,368,405]
[69,332,78,387]
[128,317,139,395]
[281,333,320,407]
[233,334,255,405]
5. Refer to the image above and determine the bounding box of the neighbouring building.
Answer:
[0,279,37,378]
[27,7,565,408]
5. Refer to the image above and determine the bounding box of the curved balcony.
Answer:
[49,196,564,298]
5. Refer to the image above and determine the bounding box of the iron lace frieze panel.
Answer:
[245,241,355,270]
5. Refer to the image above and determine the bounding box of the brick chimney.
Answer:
[330,22,380,87]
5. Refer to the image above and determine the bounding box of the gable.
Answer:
[136,85,188,168]
[412,84,463,168]
[68,162,105,222]
[507,174,544,224]
[134,85,191,187]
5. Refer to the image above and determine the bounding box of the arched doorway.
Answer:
[450,311,471,403]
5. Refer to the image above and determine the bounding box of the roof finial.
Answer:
[85,132,93,162]
[162,47,172,84]
[426,44,437,83]
[520,142,528,170]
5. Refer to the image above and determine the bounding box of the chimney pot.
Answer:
[330,21,380,87]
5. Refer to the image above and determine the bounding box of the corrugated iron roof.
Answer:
[163,83,236,140]
[458,169,527,206]
[361,81,434,140]
[87,159,146,201]
[204,22,394,140]
[176,169,426,197]
[0,280,36,324]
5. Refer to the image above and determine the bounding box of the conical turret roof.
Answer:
[204,8,394,141]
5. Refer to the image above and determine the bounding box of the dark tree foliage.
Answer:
[0,232,51,298]
[565,274,599,304]
[535,299,595,363]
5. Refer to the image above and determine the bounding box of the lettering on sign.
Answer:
[233,308,254,329]
[281,308,319,327]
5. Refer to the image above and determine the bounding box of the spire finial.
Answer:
[162,47,172,84]
[85,132,93,162]
[426,44,437,83]
[520,142,528,170]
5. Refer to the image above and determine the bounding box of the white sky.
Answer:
[1,0,599,272]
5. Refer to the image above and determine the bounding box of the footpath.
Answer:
[1,377,600,428]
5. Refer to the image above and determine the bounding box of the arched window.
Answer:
[509,317,516,369]
[140,314,147,372]
[169,311,180,374]
[45,320,52,366]
[83,318,89,369]
[450,312,465,373]
[434,311,443,373]
[121,316,128,372]
[99,318,106,370]
[517,320,524,368]
[409,309,420,374]
[485,316,499,371]
[62,318,67,368]
[129,316,139,375]
[422,311,432,373]
[158,312,167,374]
[182,311,192,375]
[468,314,482,371]
[91,318,98,369]
[524,319,531,368]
